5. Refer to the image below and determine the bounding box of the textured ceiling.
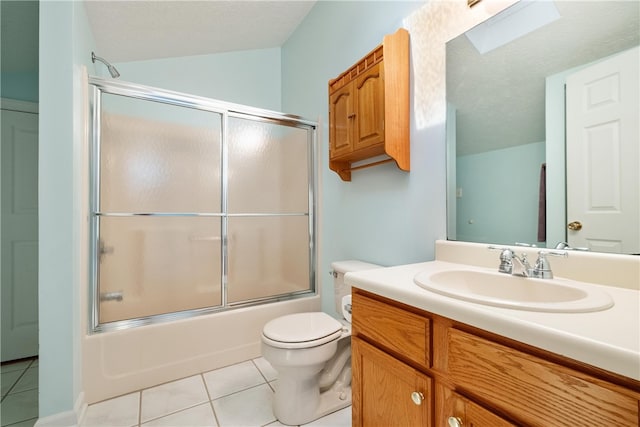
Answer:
[1,1,316,72]
[84,0,317,63]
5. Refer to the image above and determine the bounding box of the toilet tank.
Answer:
[331,260,382,314]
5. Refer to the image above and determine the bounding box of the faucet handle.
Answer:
[488,245,513,254]
[555,241,591,251]
[488,246,514,274]
[539,250,569,260]
[532,250,568,279]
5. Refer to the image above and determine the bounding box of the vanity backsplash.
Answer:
[435,240,640,291]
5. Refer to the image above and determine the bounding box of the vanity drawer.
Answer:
[438,385,516,427]
[352,291,430,368]
[446,328,639,426]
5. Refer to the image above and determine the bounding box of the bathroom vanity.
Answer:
[347,242,640,426]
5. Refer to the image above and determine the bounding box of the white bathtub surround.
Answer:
[82,296,320,404]
[345,240,640,381]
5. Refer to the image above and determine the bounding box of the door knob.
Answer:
[567,221,583,231]
[448,416,463,427]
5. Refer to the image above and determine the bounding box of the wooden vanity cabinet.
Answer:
[328,28,409,181]
[352,289,640,427]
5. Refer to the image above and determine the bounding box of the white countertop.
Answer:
[345,260,640,381]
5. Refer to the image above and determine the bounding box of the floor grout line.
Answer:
[200,373,222,427]
[137,390,142,427]
[1,368,29,403]
[1,357,38,404]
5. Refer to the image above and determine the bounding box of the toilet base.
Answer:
[274,385,352,426]
[271,342,352,426]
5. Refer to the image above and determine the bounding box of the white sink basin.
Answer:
[413,268,614,313]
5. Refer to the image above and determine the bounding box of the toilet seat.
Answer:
[262,312,344,349]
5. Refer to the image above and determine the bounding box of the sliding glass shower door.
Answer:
[90,78,316,332]
[226,116,312,304]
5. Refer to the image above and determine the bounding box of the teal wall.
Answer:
[1,1,39,102]
[456,141,545,246]
[281,1,441,316]
[39,0,95,419]
[111,48,282,111]
[1,72,39,102]
[37,0,448,419]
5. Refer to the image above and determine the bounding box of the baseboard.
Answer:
[34,392,86,427]
[75,392,88,426]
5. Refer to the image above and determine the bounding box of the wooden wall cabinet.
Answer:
[352,289,640,427]
[328,28,410,181]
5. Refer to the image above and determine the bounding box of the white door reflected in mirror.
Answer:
[566,47,639,254]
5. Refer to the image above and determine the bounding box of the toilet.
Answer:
[261,260,382,426]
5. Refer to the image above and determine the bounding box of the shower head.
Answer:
[91,51,121,78]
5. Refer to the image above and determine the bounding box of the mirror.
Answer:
[446,0,639,254]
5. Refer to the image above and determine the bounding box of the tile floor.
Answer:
[1,357,39,427]
[1,357,352,427]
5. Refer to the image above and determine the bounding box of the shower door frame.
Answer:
[88,76,317,333]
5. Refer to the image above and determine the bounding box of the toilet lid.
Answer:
[262,312,343,347]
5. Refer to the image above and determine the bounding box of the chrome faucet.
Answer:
[511,252,532,277]
[530,250,568,279]
[488,247,523,275]
[488,246,568,279]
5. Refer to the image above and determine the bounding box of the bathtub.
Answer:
[82,295,320,403]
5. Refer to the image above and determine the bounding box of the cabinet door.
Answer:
[353,336,432,427]
[354,62,385,151]
[329,83,354,159]
[438,385,516,427]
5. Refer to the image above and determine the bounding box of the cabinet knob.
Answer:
[447,416,463,427]
[410,391,424,405]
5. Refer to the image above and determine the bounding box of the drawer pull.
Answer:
[447,416,463,427]
[410,391,424,405]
